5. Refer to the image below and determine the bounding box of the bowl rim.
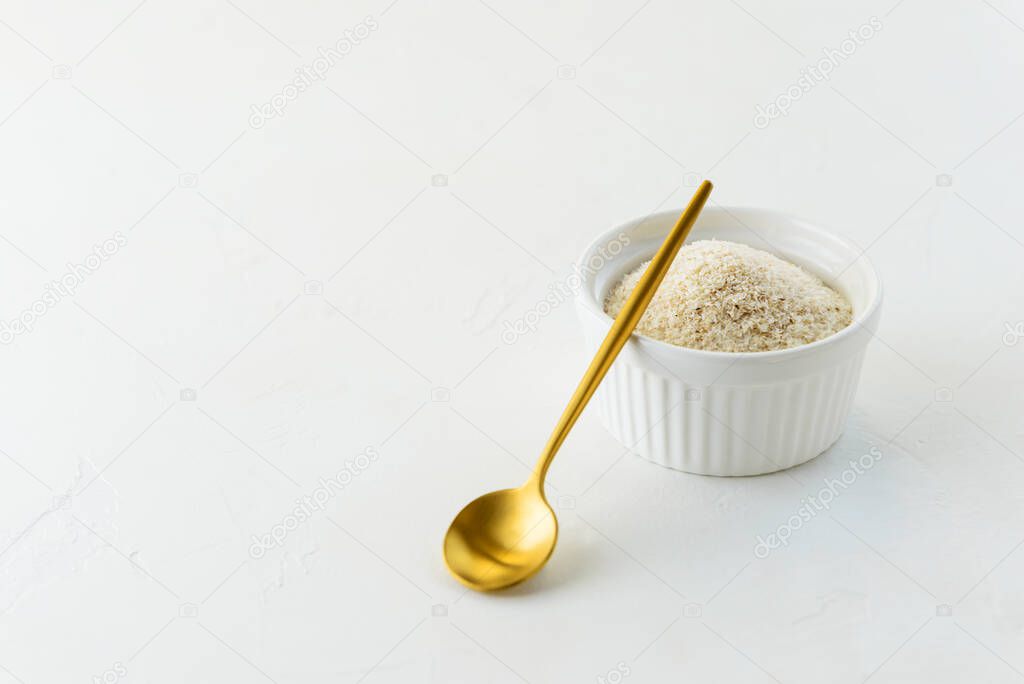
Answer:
[576,205,884,361]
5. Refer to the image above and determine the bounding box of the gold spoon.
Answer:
[443,181,713,592]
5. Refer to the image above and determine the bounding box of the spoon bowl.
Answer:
[443,487,557,591]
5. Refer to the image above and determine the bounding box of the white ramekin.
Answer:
[575,207,882,476]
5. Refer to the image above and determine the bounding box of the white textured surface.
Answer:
[1,1,1023,682]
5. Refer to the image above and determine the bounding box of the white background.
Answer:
[1,0,1024,682]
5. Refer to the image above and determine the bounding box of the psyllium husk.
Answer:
[605,240,852,352]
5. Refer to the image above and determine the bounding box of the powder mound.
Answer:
[604,240,853,352]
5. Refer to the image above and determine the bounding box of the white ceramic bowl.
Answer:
[575,207,882,476]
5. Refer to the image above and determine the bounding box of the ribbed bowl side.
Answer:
[596,351,867,476]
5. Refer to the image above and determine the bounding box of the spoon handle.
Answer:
[529,181,713,488]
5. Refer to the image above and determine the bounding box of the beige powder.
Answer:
[604,240,852,352]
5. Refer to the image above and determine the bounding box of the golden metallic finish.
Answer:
[443,181,714,592]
